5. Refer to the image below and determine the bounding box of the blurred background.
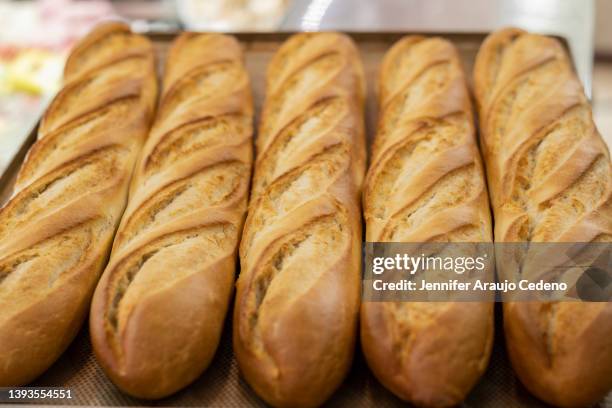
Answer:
[0,0,610,175]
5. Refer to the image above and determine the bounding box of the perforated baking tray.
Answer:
[2,32,609,408]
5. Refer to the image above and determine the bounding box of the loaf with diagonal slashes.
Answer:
[473,28,612,407]
[90,33,253,399]
[0,22,157,386]
[360,36,494,408]
[232,33,366,408]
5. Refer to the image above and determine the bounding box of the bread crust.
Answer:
[474,28,612,407]
[360,36,494,408]
[89,33,253,399]
[0,22,157,386]
[232,32,366,408]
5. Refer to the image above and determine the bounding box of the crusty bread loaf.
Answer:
[474,28,612,407]
[232,32,366,408]
[89,33,253,399]
[360,36,494,407]
[0,22,157,386]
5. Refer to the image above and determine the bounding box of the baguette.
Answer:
[0,22,157,386]
[474,28,612,407]
[233,33,366,408]
[90,33,253,399]
[360,36,494,407]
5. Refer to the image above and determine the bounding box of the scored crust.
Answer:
[360,36,494,408]
[89,33,254,399]
[232,32,366,408]
[0,22,157,386]
[473,28,612,407]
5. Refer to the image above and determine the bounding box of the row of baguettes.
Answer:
[0,22,610,408]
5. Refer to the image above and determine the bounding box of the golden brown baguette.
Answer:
[232,32,366,408]
[0,22,157,386]
[360,36,494,407]
[89,33,253,399]
[474,28,612,407]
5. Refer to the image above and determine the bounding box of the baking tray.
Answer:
[2,32,610,408]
